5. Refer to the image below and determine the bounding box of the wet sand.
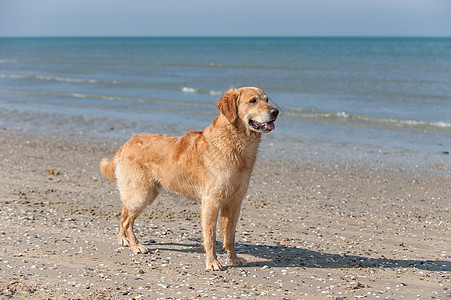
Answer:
[0,129,450,299]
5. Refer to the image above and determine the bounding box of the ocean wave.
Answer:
[0,74,173,90]
[282,106,451,131]
[1,87,449,133]
[0,74,111,84]
[0,59,18,63]
[181,87,199,93]
[181,86,224,96]
[209,90,223,96]
[164,62,317,71]
[0,74,223,97]
[0,88,216,109]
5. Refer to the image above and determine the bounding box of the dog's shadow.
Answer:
[144,239,450,272]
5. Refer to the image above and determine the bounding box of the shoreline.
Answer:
[0,129,450,298]
[1,105,450,176]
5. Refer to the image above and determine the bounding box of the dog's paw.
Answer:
[131,244,149,254]
[118,236,129,247]
[206,259,223,271]
[228,256,248,267]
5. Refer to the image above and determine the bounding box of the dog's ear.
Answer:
[217,88,239,123]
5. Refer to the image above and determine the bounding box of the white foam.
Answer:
[0,74,27,79]
[337,111,349,118]
[181,87,198,93]
[71,93,88,98]
[283,106,451,131]
[0,73,102,84]
[36,75,99,84]
[0,59,18,63]
[434,121,451,128]
[209,90,223,96]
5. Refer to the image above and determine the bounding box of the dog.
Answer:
[99,87,279,270]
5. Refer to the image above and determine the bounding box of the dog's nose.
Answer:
[269,107,279,119]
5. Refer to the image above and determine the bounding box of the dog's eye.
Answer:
[249,98,257,103]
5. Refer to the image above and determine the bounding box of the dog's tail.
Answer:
[99,158,116,182]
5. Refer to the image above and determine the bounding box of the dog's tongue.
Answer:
[265,121,275,131]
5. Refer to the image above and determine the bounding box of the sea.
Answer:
[0,37,450,167]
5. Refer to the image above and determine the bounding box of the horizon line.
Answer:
[1,35,451,39]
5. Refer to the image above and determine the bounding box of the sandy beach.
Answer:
[0,128,449,299]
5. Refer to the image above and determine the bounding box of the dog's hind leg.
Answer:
[118,183,159,254]
[118,207,130,247]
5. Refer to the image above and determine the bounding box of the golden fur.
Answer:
[99,87,279,270]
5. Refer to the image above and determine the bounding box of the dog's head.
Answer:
[217,87,279,133]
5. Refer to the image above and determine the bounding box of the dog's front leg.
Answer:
[220,199,248,267]
[200,198,222,271]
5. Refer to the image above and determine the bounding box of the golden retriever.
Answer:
[99,87,279,270]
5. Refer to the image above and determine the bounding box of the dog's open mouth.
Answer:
[249,119,276,132]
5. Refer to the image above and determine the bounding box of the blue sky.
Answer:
[0,0,450,37]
